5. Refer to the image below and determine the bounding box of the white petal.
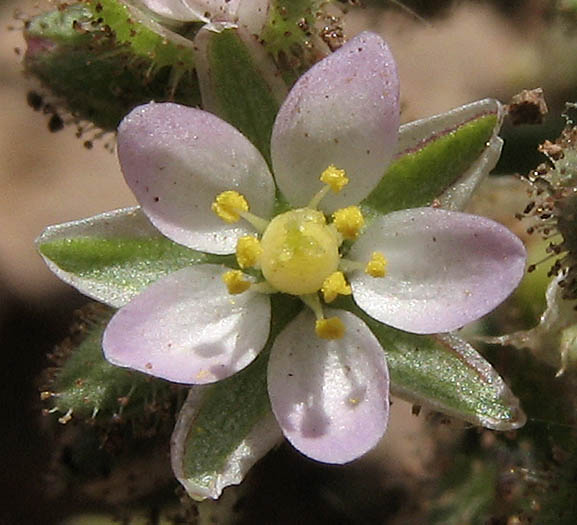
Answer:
[268,309,389,464]
[103,265,271,384]
[142,0,240,22]
[236,0,269,35]
[118,102,275,254]
[349,208,527,334]
[271,32,399,212]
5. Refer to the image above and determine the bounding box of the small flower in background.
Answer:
[142,0,239,21]
[142,0,270,34]
[22,0,339,136]
[85,32,524,464]
[521,112,577,301]
[488,104,577,376]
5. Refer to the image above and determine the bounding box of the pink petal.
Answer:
[271,31,399,212]
[349,208,527,334]
[103,265,270,384]
[118,103,275,254]
[268,309,389,464]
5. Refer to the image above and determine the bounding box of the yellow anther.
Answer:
[212,191,249,223]
[236,236,262,269]
[321,271,352,303]
[195,370,212,381]
[315,316,345,339]
[222,270,251,294]
[320,165,349,193]
[332,205,365,240]
[365,252,387,278]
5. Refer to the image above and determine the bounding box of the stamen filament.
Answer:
[301,293,324,320]
[339,258,365,272]
[308,185,331,210]
[308,165,349,209]
[238,210,269,234]
[300,294,346,339]
[251,282,278,294]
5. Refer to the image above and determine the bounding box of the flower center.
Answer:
[259,208,340,295]
[211,164,388,340]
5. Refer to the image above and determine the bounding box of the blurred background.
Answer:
[1,0,576,523]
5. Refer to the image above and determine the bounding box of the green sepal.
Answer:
[194,25,287,163]
[487,274,577,374]
[43,304,178,423]
[172,295,302,500]
[24,2,200,131]
[36,207,235,308]
[336,297,525,431]
[83,0,198,68]
[260,0,331,84]
[24,4,95,46]
[362,99,504,218]
[261,0,322,56]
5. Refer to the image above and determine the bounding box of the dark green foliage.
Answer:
[42,303,182,425]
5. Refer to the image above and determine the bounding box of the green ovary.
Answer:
[260,208,340,295]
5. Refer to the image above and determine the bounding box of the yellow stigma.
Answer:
[320,165,349,193]
[259,208,340,295]
[222,270,251,294]
[236,235,262,269]
[332,205,365,240]
[315,317,345,339]
[212,191,249,223]
[365,252,387,278]
[321,271,352,303]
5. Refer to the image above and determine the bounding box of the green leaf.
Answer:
[45,304,177,423]
[337,297,525,430]
[85,0,197,69]
[194,25,287,163]
[362,99,504,217]
[172,295,302,500]
[37,207,235,307]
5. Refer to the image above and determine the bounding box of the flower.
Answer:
[143,0,239,21]
[102,32,527,463]
[141,0,269,34]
